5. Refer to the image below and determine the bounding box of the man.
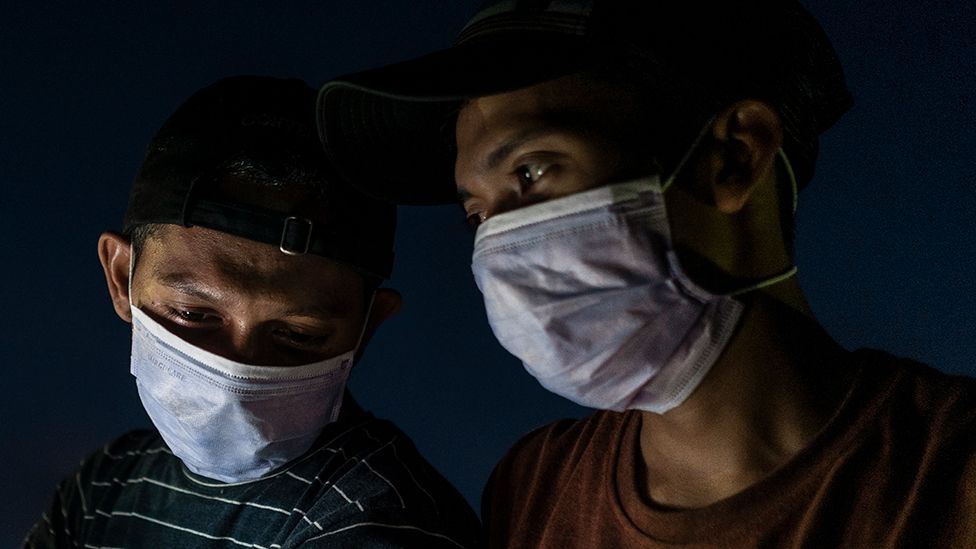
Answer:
[315,1,976,547]
[25,76,479,548]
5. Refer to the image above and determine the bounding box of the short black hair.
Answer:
[124,80,385,294]
[124,76,396,282]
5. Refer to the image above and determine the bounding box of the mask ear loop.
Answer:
[659,115,801,297]
[728,148,800,297]
[351,292,377,356]
[661,115,717,193]
[660,118,801,214]
[127,242,136,314]
[777,148,799,215]
[334,290,377,419]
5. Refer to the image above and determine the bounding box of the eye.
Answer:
[514,162,551,190]
[272,327,328,349]
[178,310,207,322]
[165,307,217,325]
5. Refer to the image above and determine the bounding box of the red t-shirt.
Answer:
[483,350,976,548]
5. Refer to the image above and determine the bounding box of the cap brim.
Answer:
[317,35,593,205]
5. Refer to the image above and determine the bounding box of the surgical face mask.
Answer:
[470,146,797,414]
[129,303,366,483]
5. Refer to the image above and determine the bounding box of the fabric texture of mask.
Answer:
[129,306,355,483]
[471,177,748,414]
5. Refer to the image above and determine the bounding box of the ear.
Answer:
[97,232,133,323]
[354,288,403,360]
[704,100,783,214]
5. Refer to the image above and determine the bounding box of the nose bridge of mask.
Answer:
[131,306,356,387]
[472,176,665,247]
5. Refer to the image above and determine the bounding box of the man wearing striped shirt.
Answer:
[24,76,480,548]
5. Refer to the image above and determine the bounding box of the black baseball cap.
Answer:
[124,75,395,280]
[317,0,853,205]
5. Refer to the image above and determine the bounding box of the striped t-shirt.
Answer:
[25,414,480,548]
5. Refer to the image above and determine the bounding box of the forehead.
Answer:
[463,74,623,121]
[138,225,363,299]
[456,74,640,154]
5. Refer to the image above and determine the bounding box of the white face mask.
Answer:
[470,151,797,414]
[129,304,365,483]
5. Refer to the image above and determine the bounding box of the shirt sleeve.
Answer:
[22,485,71,549]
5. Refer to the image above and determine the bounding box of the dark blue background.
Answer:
[2,1,973,545]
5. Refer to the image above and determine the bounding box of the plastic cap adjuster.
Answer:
[280,216,313,255]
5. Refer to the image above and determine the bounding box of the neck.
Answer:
[638,291,853,508]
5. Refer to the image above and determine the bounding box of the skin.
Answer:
[98,224,401,369]
[455,73,854,508]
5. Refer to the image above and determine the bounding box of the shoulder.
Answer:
[852,349,976,472]
[291,417,471,514]
[480,412,632,543]
[483,411,631,510]
[284,416,481,548]
[66,428,174,499]
[856,349,976,419]
[67,429,169,483]
[494,411,630,479]
[26,429,173,546]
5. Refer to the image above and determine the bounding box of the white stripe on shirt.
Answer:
[388,437,438,510]
[91,476,292,515]
[332,484,364,512]
[94,509,274,549]
[304,521,468,548]
[101,445,171,460]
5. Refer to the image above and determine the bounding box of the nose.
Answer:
[481,187,533,222]
[198,322,276,366]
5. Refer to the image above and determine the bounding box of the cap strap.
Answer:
[184,200,393,279]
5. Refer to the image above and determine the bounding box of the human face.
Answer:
[455,74,646,228]
[129,225,368,367]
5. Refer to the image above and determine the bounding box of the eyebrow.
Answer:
[480,111,596,175]
[156,273,221,302]
[154,271,343,319]
[482,127,556,174]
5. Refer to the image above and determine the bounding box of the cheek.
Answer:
[550,143,629,197]
[130,281,160,312]
[332,325,364,355]
[582,138,631,184]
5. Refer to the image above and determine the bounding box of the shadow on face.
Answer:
[454,73,790,293]
[113,224,370,367]
[454,74,643,228]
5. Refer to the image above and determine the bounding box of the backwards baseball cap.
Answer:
[124,75,395,280]
[318,0,853,205]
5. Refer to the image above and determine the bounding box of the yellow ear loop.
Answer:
[659,115,801,297]
[777,148,799,215]
[728,148,800,297]
[661,116,717,193]
[661,119,800,216]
